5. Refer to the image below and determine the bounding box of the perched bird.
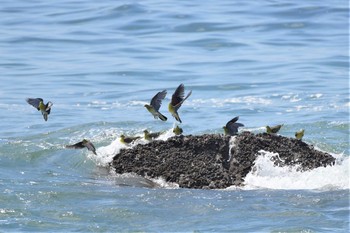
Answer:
[143,130,162,141]
[120,135,141,144]
[65,139,97,155]
[168,84,192,123]
[173,125,183,135]
[144,90,167,121]
[266,124,283,134]
[26,98,53,121]
[295,129,305,140]
[223,116,244,136]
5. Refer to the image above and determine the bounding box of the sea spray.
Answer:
[243,150,349,190]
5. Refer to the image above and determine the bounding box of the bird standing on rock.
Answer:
[295,129,304,140]
[173,125,183,135]
[65,139,97,155]
[144,90,167,121]
[120,135,141,144]
[223,116,244,136]
[143,130,162,141]
[26,98,53,121]
[168,84,192,123]
[266,124,283,134]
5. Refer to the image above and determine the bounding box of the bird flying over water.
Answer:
[65,139,97,155]
[168,84,192,123]
[143,130,162,141]
[223,116,244,136]
[144,90,167,121]
[120,135,141,144]
[266,124,283,134]
[26,98,53,121]
[295,129,304,140]
[173,125,183,135]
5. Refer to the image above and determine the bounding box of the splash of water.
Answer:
[241,150,349,191]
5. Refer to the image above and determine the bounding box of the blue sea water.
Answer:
[0,0,349,232]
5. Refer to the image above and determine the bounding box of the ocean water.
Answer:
[0,0,349,232]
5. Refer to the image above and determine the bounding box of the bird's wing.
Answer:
[150,132,162,138]
[84,141,96,154]
[269,125,282,133]
[66,141,85,149]
[46,101,53,112]
[227,122,244,134]
[150,90,167,111]
[26,98,43,110]
[225,116,239,128]
[170,84,192,110]
[171,84,185,106]
[174,90,192,108]
[123,136,141,143]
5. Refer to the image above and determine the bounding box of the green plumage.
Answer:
[266,124,283,134]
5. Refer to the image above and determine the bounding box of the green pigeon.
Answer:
[173,125,183,135]
[144,90,167,121]
[65,139,97,155]
[295,129,305,140]
[266,124,283,134]
[223,116,244,136]
[143,130,162,141]
[26,98,53,121]
[168,84,192,123]
[120,134,141,144]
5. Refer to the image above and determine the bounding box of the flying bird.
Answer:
[120,135,141,144]
[65,139,97,155]
[223,116,244,136]
[143,130,162,141]
[26,98,53,121]
[144,90,167,121]
[295,129,305,140]
[173,125,183,136]
[168,84,192,123]
[266,124,283,134]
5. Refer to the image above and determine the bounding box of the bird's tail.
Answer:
[174,112,182,123]
[158,112,167,121]
[42,112,48,121]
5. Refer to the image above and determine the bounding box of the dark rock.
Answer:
[228,132,335,182]
[110,132,336,189]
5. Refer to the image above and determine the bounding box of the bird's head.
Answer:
[119,135,126,143]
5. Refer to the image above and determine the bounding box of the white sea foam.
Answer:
[89,97,273,110]
[240,150,349,191]
[281,94,302,102]
[228,136,237,162]
[91,137,129,166]
[187,96,272,107]
[310,93,323,99]
[149,177,179,189]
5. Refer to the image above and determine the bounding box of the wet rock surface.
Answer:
[111,132,336,189]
